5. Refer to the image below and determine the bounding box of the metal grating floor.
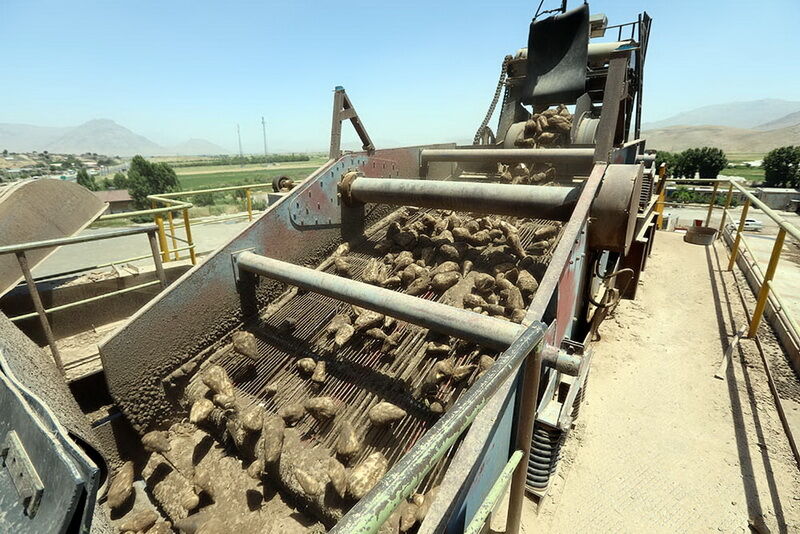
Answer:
[193,207,562,495]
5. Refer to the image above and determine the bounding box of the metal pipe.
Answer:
[152,201,170,263]
[15,251,66,376]
[330,322,548,534]
[748,228,786,337]
[506,344,543,534]
[246,189,253,221]
[420,147,594,166]
[0,225,159,255]
[726,229,800,347]
[541,346,581,375]
[182,208,197,265]
[727,198,750,271]
[167,211,180,260]
[464,450,523,534]
[236,251,523,350]
[346,178,581,221]
[704,181,719,226]
[9,280,162,322]
[718,184,734,234]
[148,231,168,289]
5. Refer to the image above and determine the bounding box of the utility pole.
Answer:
[236,124,244,167]
[261,116,268,162]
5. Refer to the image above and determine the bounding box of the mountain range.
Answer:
[3,99,800,156]
[642,99,800,152]
[0,119,229,156]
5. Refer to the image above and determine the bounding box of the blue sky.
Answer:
[1,0,798,152]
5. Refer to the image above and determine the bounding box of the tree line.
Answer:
[655,147,728,179]
[78,155,180,210]
[761,146,800,187]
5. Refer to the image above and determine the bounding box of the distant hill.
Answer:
[166,138,229,156]
[644,123,800,153]
[0,123,71,152]
[45,119,162,156]
[643,99,800,130]
[754,110,800,131]
[0,119,230,156]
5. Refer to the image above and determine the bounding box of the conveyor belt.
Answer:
[186,207,561,498]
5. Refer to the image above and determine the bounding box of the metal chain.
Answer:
[473,55,512,145]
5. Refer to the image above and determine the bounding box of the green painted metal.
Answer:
[464,450,524,534]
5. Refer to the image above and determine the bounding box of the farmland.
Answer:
[176,165,320,190]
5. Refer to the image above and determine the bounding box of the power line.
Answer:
[236,123,243,166]
[261,116,268,159]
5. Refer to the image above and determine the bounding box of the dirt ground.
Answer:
[496,231,800,533]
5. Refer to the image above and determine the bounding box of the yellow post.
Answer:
[717,183,734,236]
[183,208,197,265]
[246,188,253,221]
[747,228,786,338]
[655,163,667,229]
[166,210,180,260]
[704,181,719,227]
[152,201,169,263]
[727,198,750,271]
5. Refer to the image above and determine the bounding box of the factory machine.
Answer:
[1,3,655,533]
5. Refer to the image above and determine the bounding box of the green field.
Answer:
[719,166,765,182]
[177,166,319,190]
[725,152,763,164]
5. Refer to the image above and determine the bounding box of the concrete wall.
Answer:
[755,190,800,211]
[0,262,192,344]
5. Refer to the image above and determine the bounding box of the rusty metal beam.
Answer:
[343,177,581,221]
[235,251,523,350]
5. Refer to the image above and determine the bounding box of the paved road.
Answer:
[32,215,252,279]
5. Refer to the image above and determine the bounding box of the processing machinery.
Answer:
[1,3,656,533]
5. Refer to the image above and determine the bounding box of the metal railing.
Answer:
[97,183,285,266]
[0,226,167,376]
[3,182,294,378]
[657,174,800,342]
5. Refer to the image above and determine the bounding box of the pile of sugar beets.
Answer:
[104,210,559,534]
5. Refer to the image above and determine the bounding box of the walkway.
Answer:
[523,231,800,533]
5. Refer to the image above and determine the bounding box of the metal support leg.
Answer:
[246,189,253,221]
[147,231,168,289]
[152,201,169,263]
[727,199,751,271]
[15,251,66,377]
[655,187,666,229]
[748,228,786,337]
[506,349,543,534]
[182,208,197,265]
[705,182,719,226]
[718,183,733,235]
[166,210,179,260]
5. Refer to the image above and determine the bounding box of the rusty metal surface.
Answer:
[345,177,581,221]
[99,147,475,433]
[588,163,643,254]
[0,179,106,298]
[236,252,523,350]
[100,154,382,432]
[422,163,607,533]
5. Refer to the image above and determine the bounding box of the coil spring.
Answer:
[526,424,563,490]
[571,375,589,420]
